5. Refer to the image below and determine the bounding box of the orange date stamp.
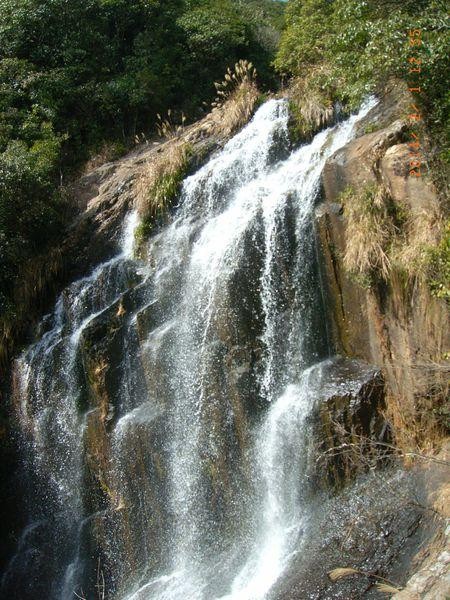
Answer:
[408,29,423,177]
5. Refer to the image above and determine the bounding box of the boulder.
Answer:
[322,118,408,202]
[270,467,425,600]
[380,143,440,216]
[310,357,388,488]
[353,79,413,137]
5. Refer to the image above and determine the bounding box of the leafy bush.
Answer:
[276,0,449,135]
[0,138,65,315]
[426,220,450,300]
[0,0,284,322]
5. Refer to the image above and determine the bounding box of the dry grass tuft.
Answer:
[135,141,192,222]
[375,582,401,594]
[385,364,449,455]
[208,59,259,136]
[133,139,193,247]
[287,66,335,138]
[342,184,396,281]
[340,181,449,454]
[342,181,447,300]
[156,109,187,140]
[329,567,402,594]
[391,205,443,280]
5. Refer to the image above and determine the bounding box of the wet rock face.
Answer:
[70,215,269,592]
[310,358,388,488]
[269,468,426,600]
[65,122,232,284]
[315,199,368,360]
[72,265,175,593]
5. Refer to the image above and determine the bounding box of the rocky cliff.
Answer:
[314,81,449,598]
[1,83,448,599]
[316,81,448,453]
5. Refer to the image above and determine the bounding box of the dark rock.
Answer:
[269,467,429,600]
[309,357,389,488]
[328,203,343,216]
[315,202,373,361]
[76,279,172,592]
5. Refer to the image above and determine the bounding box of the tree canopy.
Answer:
[275,0,449,128]
[0,0,285,318]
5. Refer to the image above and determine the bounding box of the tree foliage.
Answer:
[276,0,449,129]
[0,0,285,320]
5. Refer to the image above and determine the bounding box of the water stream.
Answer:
[1,97,376,600]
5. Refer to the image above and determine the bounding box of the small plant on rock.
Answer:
[135,141,193,245]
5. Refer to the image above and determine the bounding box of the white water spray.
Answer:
[5,98,377,600]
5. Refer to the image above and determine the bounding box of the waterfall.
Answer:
[2,97,376,600]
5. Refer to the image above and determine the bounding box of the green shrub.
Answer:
[276,0,449,135]
[134,218,153,247]
[426,220,450,300]
[0,0,285,322]
[0,138,65,317]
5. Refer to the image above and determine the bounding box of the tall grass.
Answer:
[341,184,398,282]
[134,60,260,246]
[341,182,447,292]
[134,140,192,246]
[286,67,335,141]
[208,59,259,136]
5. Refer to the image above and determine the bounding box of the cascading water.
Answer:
[2,97,376,600]
[1,212,141,600]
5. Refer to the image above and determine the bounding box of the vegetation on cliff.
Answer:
[276,0,449,452]
[134,59,259,247]
[340,182,447,297]
[0,0,285,358]
[0,3,448,595]
[275,0,449,145]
